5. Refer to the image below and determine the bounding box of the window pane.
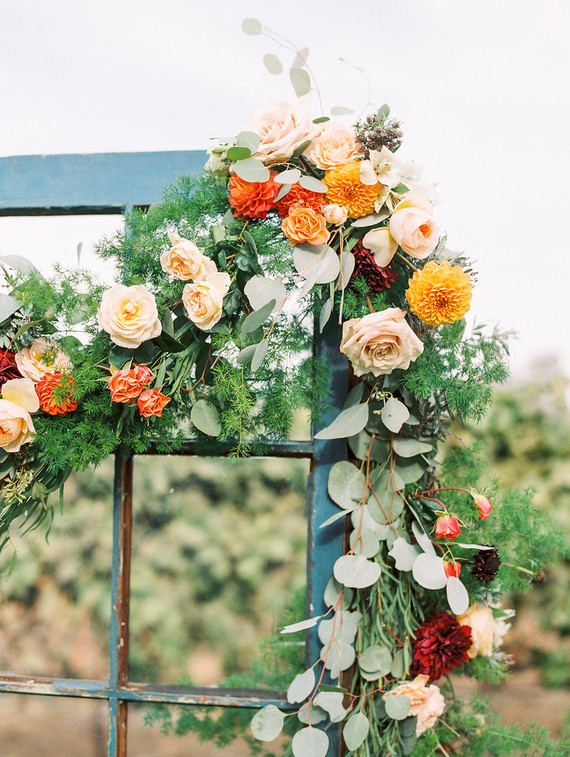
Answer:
[128,702,285,756]
[0,694,107,756]
[0,459,113,679]
[129,456,309,687]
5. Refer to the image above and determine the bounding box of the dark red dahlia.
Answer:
[411,611,473,682]
[350,241,397,293]
[0,349,22,388]
[472,546,501,583]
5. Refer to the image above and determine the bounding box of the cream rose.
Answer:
[340,308,423,377]
[362,227,398,267]
[182,271,230,331]
[15,338,72,383]
[0,399,35,452]
[244,96,313,164]
[322,204,348,226]
[383,675,445,736]
[389,191,438,259]
[97,284,162,349]
[161,233,211,281]
[457,604,495,659]
[2,378,40,413]
[305,123,361,170]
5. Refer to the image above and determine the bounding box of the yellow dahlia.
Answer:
[323,161,381,219]
[405,261,472,325]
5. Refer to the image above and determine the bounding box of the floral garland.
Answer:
[0,28,565,757]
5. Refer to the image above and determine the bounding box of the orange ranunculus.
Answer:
[108,368,143,403]
[228,174,279,220]
[281,206,330,246]
[405,261,472,326]
[36,371,78,416]
[323,161,382,219]
[475,493,493,520]
[137,389,171,418]
[135,365,153,386]
[274,184,323,218]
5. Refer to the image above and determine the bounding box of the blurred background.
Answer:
[0,0,569,753]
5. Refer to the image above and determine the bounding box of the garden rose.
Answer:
[305,122,361,170]
[15,338,72,383]
[383,675,445,736]
[434,514,461,539]
[282,206,330,246]
[390,193,438,259]
[457,604,494,658]
[182,272,230,331]
[138,389,171,418]
[340,308,423,377]
[97,284,162,349]
[108,368,144,403]
[0,399,35,452]
[161,233,210,281]
[244,96,313,163]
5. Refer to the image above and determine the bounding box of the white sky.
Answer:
[1,0,569,381]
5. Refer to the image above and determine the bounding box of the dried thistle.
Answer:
[354,114,403,158]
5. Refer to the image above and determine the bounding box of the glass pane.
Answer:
[0,459,113,679]
[129,456,309,687]
[0,694,107,756]
[128,702,285,756]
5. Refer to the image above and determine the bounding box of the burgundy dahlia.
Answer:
[351,242,397,293]
[0,349,22,388]
[472,546,501,583]
[411,611,473,682]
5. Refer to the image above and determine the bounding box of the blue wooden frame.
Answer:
[0,151,347,756]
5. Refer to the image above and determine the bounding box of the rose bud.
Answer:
[444,560,461,578]
[475,494,493,520]
[435,514,461,539]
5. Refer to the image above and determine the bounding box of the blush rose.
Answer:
[97,284,162,349]
[383,675,445,736]
[389,192,438,260]
[244,96,313,164]
[160,233,211,281]
[305,122,361,170]
[182,271,231,331]
[340,308,423,377]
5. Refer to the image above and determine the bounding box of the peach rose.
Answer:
[389,192,438,260]
[282,207,330,246]
[97,284,162,349]
[383,675,445,736]
[340,308,423,377]
[137,389,171,418]
[457,604,494,658]
[15,338,72,383]
[182,271,230,331]
[321,204,348,226]
[244,96,313,164]
[161,233,211,281]
[0,398,35,452]
[305,123,361,170]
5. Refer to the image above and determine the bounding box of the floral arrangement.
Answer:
[0,19,567,757]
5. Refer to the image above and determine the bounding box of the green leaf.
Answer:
[299,175,327,193]
[313,691,349,721]
[293,46,309,68]
[0,254,38,274]
[0,457,15,481]
[327,461,366,508]
[381,397,409,433]
[318,684,347,694]
[314,402,368,440]
[233,158,270,183]
[275,168,301,184]
[343,382,365,410]
[393,438,433,457]
[242,18,262,35]
[241,299,276,333]
[334,554,381,588]
[343,712,369,751]
[293,246,340,286]
[330,105,353,115]
[281,615,321,634]
[377,103,390,120]
[292,727,329,757]
[313,116,329,124]
[237,344,257,367]
[191,399,221,437]
[236,131,260,153]
[289,67,311,97]
[251,338,269,372]
[250,705,284,741]
[292,138,312,157]
[318,298,332,333]
[393,182,409,194]
[287,668,315,704]
[161,309,174,336]
[263,53,283,75]
[0,293,23,324]
[242,230,258,254]
[227,145,252,162]
[385,694,411,720]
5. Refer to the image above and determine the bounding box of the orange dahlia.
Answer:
[36,371,78,416]
[323,161,381,219]
[274,184,323,218]
[405,261,472,325]
[228,174,279,220]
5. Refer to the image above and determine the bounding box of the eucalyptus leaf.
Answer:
[319,507,354,529]
[0,293,23,324]
[293,46,309,68]
[334,554,381,589]
[250,705,284,741]
[313,692,348,723]
[0,254,38,274]
[412,553,447,590]
[351,210,390,227]
[391,649,405,678]
[242,17,262,35]
[297,702,327,725]
[330,105,354,115]
[281,615,321,634]
[274,183,291,202]
[411,521,435,555]
[322,640,355,676]
[241,299,276,333]
[446,576,469,614]
[359,645,392,675]
[343,712,369,751]
[395,459,425,484]
[340,250,356,288]
[263,53,283,75]
[251,338,269,372]
[293,245,340,285]
[319,298,333,333]
[190,400,221,437]
[318,610,361,644]
[349,528,380,558]
[343,382,365,410]
[327,460,366,509]
[287,668,315,704]
[393,438,433,458]
[236,131,260,152]
[298,175,328,193]
[275,168,301,184]
[244,276,286,311]
[237,344,257,367]
[385,694,411,720]
[289,67,311,97]
[388,538,421,572]
[233,158,270,183]
[351,505,382,532]
[314,402,368,440]
[381,398,410,433]
[226,145,251,162]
